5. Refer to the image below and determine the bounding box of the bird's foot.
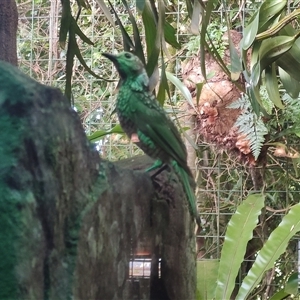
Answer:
[145,160,169,179]
[130,133,140,143]
[150,164,169,179]
[145,160,163,172]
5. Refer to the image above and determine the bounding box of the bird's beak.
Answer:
[102,52,118,63]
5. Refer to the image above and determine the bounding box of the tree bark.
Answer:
[0,0,18,65]
[0,61,196,299]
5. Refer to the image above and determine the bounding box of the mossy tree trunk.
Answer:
[0,0,18,65]
[0,59,196,300]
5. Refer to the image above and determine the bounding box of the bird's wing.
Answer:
[128,89,188,169]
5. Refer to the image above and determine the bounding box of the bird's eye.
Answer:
[124,53,132,59]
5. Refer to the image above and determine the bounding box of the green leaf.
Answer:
[250,35,297,100]
[250,42,261,71]
[242,11,259,50]
[107,0,134,51]
[204,36,230,77]
[195,82,204,106]
[259,35,295,72]
[73,19,94,45]
[88,124,124,142]
[215,194,265,300]
[185,0,193,19]
[265,63,284,109]
[94,0,116,29]
[257,7,300,40]
[59,0,72,49]
[157,54,170,106]
[237,202,300,299]
[146,0,165,79]
[280,23,300,47]
[166,71,194,109]
[269,289,290,300]
[65,24,76,102]
[228,34,242,80]
[190,0,202,35]
[164,22,181,49]
[199,0,217,80]
[182,130,198,150]
[248,83,263,116]
[292,157,300,177]
[278,67,300,99]
[121,0,145,64]
[59,1,106,102]
[73,32,104,79]
[197,260,219,300]
[142,1,159,76]
[157,0,166,53]
[222,3,242,80]
[76,0,90,9]
[258,0,287,31]
[277,39,300,82]
[251,62,261,87]
[136,0,145,11]
[284,272,298,294]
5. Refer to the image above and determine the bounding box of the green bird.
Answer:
[102,51,200,226]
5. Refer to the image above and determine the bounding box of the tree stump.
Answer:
[0,61,196,300]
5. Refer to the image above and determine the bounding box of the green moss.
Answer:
[0,62,31,298]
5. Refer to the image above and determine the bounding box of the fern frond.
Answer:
[282,93,300,123]
[249,118,268,159]
[229,94,268,160]
[226,94,249,110]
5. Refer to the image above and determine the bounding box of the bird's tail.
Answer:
[173,162,201,227]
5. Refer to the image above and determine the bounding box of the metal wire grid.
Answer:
[16,0,299,295]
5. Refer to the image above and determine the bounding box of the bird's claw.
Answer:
[145,160,163,172]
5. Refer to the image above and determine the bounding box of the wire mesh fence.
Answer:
[16,0,300,297]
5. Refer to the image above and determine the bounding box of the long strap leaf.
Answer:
[237,202,300,299]
[215,194,265,300]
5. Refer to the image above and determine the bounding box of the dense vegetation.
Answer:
[17,0,300,298]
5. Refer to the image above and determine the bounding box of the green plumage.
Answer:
[103,51,200,226]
